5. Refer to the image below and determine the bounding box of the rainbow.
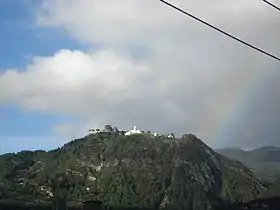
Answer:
[196,58,272,147]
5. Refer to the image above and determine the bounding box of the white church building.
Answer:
[125,126,143,136]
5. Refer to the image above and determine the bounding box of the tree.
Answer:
[113,127,120,136]
[120,131,126,135]
[50,172,73,210]
[168,133,175,138]
[104,125,113,133]
[0,182,5,198]
[50,172,72,199]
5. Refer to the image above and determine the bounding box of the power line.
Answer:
[261,0,280,12]
[159,0,280,62]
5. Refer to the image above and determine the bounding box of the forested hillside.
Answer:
[217,147,280,181]
[0,128,266,210]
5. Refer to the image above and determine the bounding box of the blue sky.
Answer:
[0,1,85,153]
[0,1,88,69]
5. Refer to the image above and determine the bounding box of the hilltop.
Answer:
[0,126,267,210]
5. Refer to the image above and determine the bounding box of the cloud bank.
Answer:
[1,0,280,148]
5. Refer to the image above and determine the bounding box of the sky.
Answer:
[1,0,280,153]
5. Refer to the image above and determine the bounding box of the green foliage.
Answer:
[218,147,280,182]
[0,132,266,210]
[259,173,280,198]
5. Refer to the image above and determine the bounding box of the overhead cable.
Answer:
[159,0,280,62]
[261,0,280,12]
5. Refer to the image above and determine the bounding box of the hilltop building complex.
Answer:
[125,126,143,136]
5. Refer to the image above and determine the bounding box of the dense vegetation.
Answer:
[0,127,269,210]
[217,147,280,181]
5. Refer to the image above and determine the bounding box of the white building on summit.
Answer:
[125,126,142,136]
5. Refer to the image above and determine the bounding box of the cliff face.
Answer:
[0,133,265,210]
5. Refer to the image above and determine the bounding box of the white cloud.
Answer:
[37,0,272,47]
[0,49,152,113]
[2,0,280,148]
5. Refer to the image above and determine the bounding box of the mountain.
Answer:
[217,147,280,182]
[0,131,266,210]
